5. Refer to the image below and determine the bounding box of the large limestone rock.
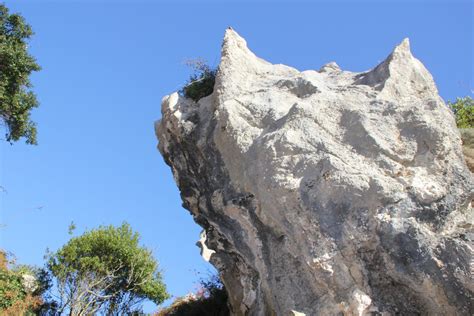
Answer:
[156,29,473,315]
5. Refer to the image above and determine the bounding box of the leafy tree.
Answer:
[180,59,216,102]
[0,4,41,144]
[46,223,169,315]
[0,251,50,315]
[448,96,474,128]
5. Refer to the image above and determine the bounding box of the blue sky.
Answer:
[0,0,472,312]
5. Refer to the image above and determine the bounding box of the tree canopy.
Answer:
[47,223,169,315]
[0,4,40,144]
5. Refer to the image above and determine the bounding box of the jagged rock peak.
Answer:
[319,61,341,73]
[354,37,439,100]
[156,29,473,315]
[395,37,410,52]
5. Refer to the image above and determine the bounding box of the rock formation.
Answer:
[156,29,473,315]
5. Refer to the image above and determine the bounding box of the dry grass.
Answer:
[0,251,7,270]
[460,128,474,173]
[1,295,43,316]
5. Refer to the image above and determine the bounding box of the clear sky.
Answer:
[0,0,472,312]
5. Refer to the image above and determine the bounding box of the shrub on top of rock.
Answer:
[180,59,217,102]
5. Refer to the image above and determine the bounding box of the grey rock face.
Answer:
[156,29,473,315]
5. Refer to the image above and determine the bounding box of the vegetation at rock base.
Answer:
[156,274,229,316]
[448,96,474,172]
[460,128,474,173]
[0,4,41,144]
[449,96,474,128]
[0,251,49,315]
[46,223,169,315]
[180,59,217,102]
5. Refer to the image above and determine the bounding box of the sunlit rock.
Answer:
[156,29,473,315]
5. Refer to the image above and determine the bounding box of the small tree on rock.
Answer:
[180,59,216,102]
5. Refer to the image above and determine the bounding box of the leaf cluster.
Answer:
[0,251,48,315]
[0,4,40,144]
[0,267,26,309]
[180,59,217,102]
[449,96,474,128]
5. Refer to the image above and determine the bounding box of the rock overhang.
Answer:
[156,29,473,315]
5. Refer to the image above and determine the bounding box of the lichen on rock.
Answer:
[156,29,473,315]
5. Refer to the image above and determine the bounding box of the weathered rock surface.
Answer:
[156,29,473,315]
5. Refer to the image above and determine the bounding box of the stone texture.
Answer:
[21,274,37,293]
[156,29,473,315]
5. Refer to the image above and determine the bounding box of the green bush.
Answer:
[180,59,217,102]
[156,274,229,316]
[0,251,49,315]
[448,96,474,128]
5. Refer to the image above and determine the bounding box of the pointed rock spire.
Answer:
[354,38,438,99]
[319,61,341,73]
[221,27,253,58]
[396,38,411,52]
[216,28,264,103]
[216,28,297,103]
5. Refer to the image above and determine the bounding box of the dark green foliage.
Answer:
[47,223,169,315]
[157,274,229,316]
[0,4,41,144]
[180,59,217,102]
[448,96,474,128]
